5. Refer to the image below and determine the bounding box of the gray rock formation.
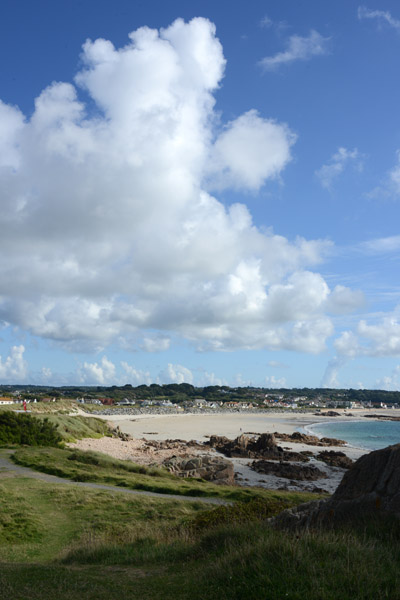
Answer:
[163,455,235,485]
[272,443,400,529]
[208,433,309,462]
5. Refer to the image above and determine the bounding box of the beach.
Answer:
[70,409,399,494]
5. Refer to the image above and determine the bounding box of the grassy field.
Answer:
[1,413,399,598]
[0,471,399,600]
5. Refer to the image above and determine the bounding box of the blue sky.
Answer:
[0,0,400,389]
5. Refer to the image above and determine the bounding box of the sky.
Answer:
[0,0,400,390]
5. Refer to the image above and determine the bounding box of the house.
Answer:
[0,397,13,405]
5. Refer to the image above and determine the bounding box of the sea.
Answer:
[305,419,400,451]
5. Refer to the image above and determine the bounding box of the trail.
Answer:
[0,451,226,505]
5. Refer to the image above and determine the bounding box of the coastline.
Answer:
[69,408,400,494]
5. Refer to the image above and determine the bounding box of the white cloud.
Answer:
[260,15,273,28]
[358,6,400,31]
[141,337,171,352]
[321,356,347,388]
[0,18,355,357]
[335,310,400,357]
[259,30,330,70]
[316,147,362,189]
[368,150,400,198]
[267,360,288,368]
[0,345,28,382]
[359,235,400,254]
[375,365,400,391]
[265,375,286,388]
[208,110,296,191]
[159,363,194,384]
[78,356,116,385]
[326,285,365,314]
[121,362,152,385]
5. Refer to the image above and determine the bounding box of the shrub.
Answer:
[0,411,62,446]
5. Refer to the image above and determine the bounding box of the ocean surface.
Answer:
[306,419,400,451]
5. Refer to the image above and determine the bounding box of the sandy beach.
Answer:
[70,409,398,494]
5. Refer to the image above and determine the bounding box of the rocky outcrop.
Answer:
[315,411,341,417]
[163,455,235,485]
[272,443,400,529]
[364,414,400,422]
[274,431,346,447]
[317,450,354,469]
[251,460,327,481]
[208,433,309,462]
[143,438,204,450]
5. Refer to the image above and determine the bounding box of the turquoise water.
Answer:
[306,420,400,451]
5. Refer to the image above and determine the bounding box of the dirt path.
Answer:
[0,451,226,505]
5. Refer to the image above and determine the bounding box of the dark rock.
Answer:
[272,443,400,529]
[209,433,309,462]
[251,460,327,481]
[364,414,400,422]
[274,431,346,447]
[317,450,353,469]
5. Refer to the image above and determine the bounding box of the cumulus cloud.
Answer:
[0,17,357,357]
[335,310,400,358]
[375,365,400,391]
[208,110,296,191]
[78,356,116,385]
[0,345,28,382]
[358,6,400,31]
[121,362,152,385]
[159,363,194,384]
[259,30,330,70]
[141,337,171,352]
[265,375,286,388]
[316,147,362,189]
[321,356,347,388]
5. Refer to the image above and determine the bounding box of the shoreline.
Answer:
[69,408,400,495]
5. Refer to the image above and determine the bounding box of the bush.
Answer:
[0,411,62,446]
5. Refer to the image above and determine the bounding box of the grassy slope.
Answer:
[0,473,399,600]
[12,445,319,503]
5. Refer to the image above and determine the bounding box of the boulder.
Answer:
[274,431,346,447]
[208,433,309,462]
[251,460,327,481]
[163,454,234,485]
[272,443,400,529]
[317,450,353,469]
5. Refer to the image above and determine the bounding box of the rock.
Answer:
[364,414,400,422]
[208,433,309,462]
[251,460,327,481]
[163,454,235,485]
[274,431,346,447]
[272,443,400,529]
[317,450,353,469]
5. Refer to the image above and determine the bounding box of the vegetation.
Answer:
[0,471,398,600]
[0,412,62,447]
[0,412,111,447]
[12,446,316,503]
[1,382,399,408]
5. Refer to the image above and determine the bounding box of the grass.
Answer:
[12,445,320,503]
[0,471,398,599]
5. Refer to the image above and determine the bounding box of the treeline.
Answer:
[0,412,62,446]
[1,384,400,405]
